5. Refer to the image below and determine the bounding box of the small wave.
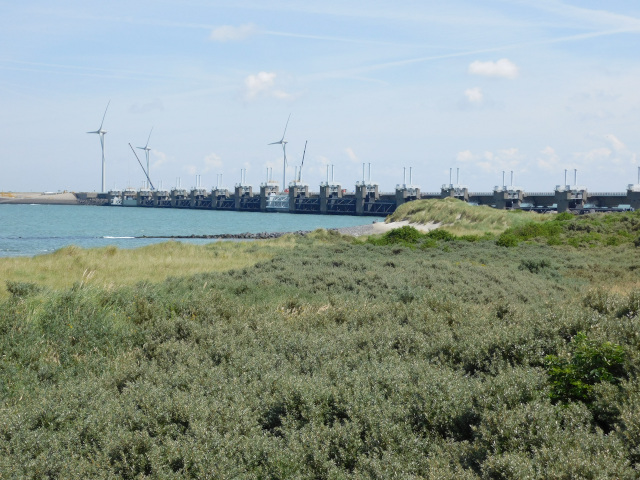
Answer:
[103,236,135,239]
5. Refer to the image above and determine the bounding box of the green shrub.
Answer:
[6,280,43,298]
[496,233,519,247]
[583,289,624,315]
[384,225,423,244]
[426,229,456,242]
[518,259,551,274]
[546,332,626,405]
[555,212,574,221]
[367,225,424,246]
[419,238,438,249]
[457,234,481,242]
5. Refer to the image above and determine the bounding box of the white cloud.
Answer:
[210,23,257,42]
[604,133,627,153]
[203,153,223,173]
[244,71,292,101]
[304,155,331,181]
[184,154,223,178]
[464,87,483,104]
[345,147,359,163]
[572,134,638,173]
[461,148,523,174]
[457,150,476,162]
[468,59,519,79]
[537,146,561,171]
[571,148,615,172]
[245,71,276,99]
[151,150,170,169]
[317,155,330,167]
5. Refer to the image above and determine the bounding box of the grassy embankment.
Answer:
[2,204,640,478]
[387,196,548,236]
[0,240,280,300]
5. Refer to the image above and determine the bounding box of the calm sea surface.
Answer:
[0,204,383,257]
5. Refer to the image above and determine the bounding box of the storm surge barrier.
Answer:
[77,181,640,215]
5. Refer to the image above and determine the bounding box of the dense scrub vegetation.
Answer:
[497,209,640,248]
[2,224,640,477]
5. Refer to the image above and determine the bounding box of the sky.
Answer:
[1,0,640,193]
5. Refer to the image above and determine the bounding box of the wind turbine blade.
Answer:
[145,127,153,148]
[280,113,291,142]
[268,141,282,145]
[99,100,110,130]
[283,144,287,166]
[87,130,99,134]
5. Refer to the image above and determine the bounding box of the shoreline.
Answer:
[0,192,440,238]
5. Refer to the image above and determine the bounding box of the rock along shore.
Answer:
[138,230,315,240]
[136,222,435,240]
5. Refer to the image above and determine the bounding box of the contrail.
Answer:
[305,27,640,80]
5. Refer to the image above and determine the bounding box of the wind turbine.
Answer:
[136,127,153,189]
[268,113,291,190]
[87,100,110,193]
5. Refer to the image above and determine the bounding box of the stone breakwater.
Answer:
[137,224,379,240]
[138,230,314,240]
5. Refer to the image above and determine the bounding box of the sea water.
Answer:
[0,204,383,257]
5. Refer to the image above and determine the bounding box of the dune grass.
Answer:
[0,240,282,299]
[388,197,549,235]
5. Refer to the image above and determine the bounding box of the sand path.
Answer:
[0,192,78,204]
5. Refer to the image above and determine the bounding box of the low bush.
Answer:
[6,280,43,298]
[519,259,552,274]
[426,229,456,242]
[496,232,519,247]
[383,225,423,244]
[546,332,626,406]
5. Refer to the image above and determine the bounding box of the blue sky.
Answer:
[1,0,639,193]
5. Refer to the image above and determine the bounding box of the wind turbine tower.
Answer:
[137,127,153,189]
[87,101,110,193]
[269,114,291,190]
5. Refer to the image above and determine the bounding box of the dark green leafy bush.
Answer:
[555,212,574,221]
[546,332,626,405]
[426,229,456,242]
[519,258,551,274]
[373,225,423,245]
[496,232,519,247]
[6,280,43,298]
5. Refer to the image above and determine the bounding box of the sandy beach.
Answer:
[0,192,79,205]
